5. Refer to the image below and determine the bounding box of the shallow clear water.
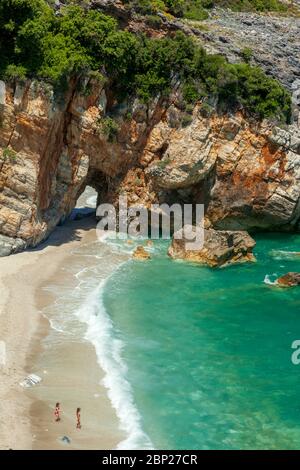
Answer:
[103,234,300,450]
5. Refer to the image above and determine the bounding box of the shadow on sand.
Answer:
[28,214,98,254]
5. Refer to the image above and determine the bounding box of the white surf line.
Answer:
[74,259,154,450]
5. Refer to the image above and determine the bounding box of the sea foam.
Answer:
[264,274,278,286]
[41,237,153,449]
[269,250,300,260]
[74,280,154,450]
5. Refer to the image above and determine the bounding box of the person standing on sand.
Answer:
[76,407,81,429]
[54,402,61,422]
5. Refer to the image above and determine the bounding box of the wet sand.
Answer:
[0,216,124,449]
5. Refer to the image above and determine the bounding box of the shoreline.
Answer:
[0,217,124,450]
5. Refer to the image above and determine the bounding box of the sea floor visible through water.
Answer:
[28,230,300,450]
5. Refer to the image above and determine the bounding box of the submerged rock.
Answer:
[277,272,300,287]
[168,226,256,268]
[132,245,151,260]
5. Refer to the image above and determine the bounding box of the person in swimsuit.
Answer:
[54,402,61,422]
[76,407,81,429]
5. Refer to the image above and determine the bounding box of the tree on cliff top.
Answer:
[0,0,291,122]
[0,0,48,73]
[123,0,287,19]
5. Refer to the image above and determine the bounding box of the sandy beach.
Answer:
[0,215,124,450]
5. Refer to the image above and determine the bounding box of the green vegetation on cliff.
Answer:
[124,0,208,19]
[207,0,286,12]
[0,0,291,122]
[124,0,286,20]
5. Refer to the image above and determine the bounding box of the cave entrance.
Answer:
[68,169,111,223]
[69,185,98,221]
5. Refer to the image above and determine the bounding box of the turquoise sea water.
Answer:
[103,234,300,450]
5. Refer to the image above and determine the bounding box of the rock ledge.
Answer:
[168,226,256,268]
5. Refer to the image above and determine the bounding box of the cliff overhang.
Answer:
[0,76,299,256]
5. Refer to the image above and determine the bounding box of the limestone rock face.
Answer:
[0,234,26,257]
[0,78,165,254]
[277,272,300,287]
[187,8,300,113]
[1,76,300,256]
[132,245,151,260]
[168,225,256,267]
[146,110,300,232]
[144,110,217,189]
[205,122,300,232]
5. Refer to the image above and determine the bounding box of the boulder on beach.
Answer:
[168,225,256,268]
[132,245,151,260]
[277,272,300,287]
[60,436,71,445]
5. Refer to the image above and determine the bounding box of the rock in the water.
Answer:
[132,245,151,260]
[168,226,256,268]
[277,272,300,287]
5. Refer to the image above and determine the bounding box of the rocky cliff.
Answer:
[1,2,300,256]
[89,1,300,123]
[0,73,299,255]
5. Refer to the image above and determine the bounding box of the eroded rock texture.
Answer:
[0,77,300,256]
[144,108,300,232]
[168,225,256,267]
[277,272,300,287]
[0,77,163,254]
